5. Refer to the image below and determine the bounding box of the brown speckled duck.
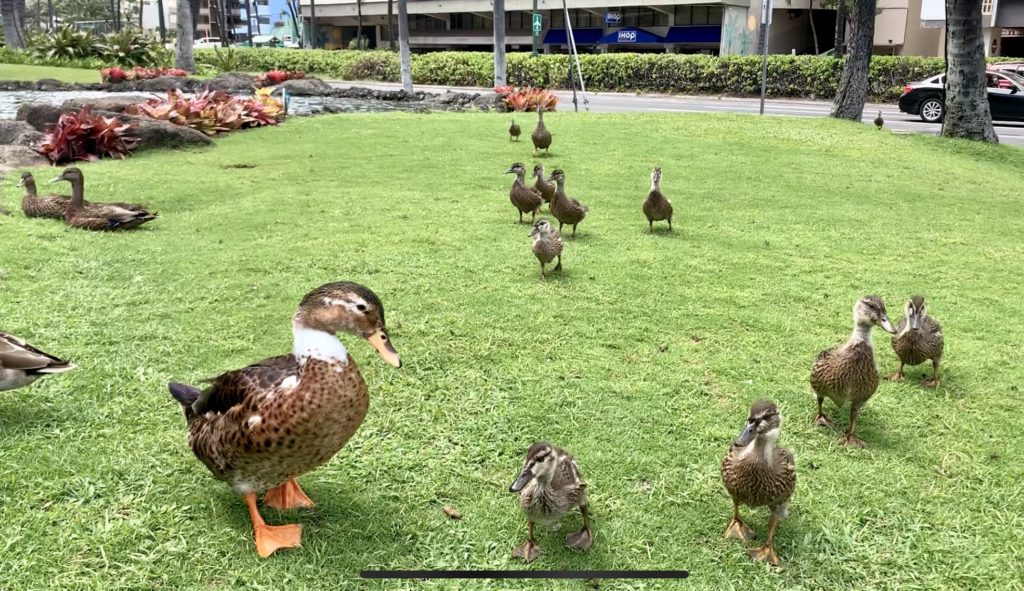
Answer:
[532,164,555,204]
[721,400,796,566]
[1,332,76,391]
[168,281,401,558]
[529,218,563,279]
[505,162,543,224]
[889,295,944,387]
[548,169,588,237]
[531,105,552,155]
[20,172,85,219]
[50,167,157,231]
[509,120,521,142]
[811,296,895,447]
[510,442,592,562]
[874,111,885,130]
[642,167,673,233]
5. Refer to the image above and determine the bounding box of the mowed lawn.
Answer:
[0,63,101,84]
[1,112,1022,591]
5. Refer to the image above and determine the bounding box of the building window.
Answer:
[982,0,993,14]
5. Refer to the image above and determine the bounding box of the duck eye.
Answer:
[356,304,367,312]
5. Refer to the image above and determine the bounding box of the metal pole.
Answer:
[562,0,578,112]
[758,0,772,116]
[531,0,539,57]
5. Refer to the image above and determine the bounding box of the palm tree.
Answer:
[830,0,875,120]
[1,0,27,49]
[387,0,395,50]
[493,0,505,86]
[355,0,362,48]
[397,0,412,91]
[942,0,998,142]
[176,0,195,71]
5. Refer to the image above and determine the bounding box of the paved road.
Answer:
[329,80,1024,147]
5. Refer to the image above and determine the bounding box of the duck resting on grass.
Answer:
[720,400,796,566]
[510,442,593,562]
[168,281,401,558]
[0,332,76,391]
[50,167,157,231]
[19,172,84,219]
[889,295,944,387]
[810,295,895,447]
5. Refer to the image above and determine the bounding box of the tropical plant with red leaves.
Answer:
[496,86,558,111]
[255,70,306,86]
[126,89,284,136]
[34,107,139,164]
[100,66,188,83]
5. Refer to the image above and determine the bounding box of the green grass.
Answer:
[0,63,101,84]
[1,113,1023,590]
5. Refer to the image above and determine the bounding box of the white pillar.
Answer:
[983,27,993,56]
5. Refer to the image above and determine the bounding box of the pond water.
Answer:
[0,90,404,120]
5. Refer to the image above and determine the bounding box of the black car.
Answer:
[898,70,1024,123]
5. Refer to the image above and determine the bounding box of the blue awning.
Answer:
[598,26,664,44]
[664,25,722,44]
[543,28,603,45]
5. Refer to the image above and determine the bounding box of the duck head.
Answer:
[532,164,545,179]
[49,166,83,185]
[547,168,565,185]
[529,218,553,239]
[854,295,894,334]
[733,400,782,449]
[504,162,526,178]
[293,282,401,367]
[510,442,559,492]
[903,295,927,331]
[651,166,662,188]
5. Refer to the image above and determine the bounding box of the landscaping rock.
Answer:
[473,92,507,112]
[16,103,65,131]
[103,111,213,151]
[0,120,44,146]
[0,145,49,172]
[278,78,334,96]
[35,78,69,92]
[204,72,256,93]
[62,94,152,113]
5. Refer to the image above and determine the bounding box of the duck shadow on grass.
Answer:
[812,412,900,452]
[0,398,64,433]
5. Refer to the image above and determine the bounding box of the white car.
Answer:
[193,37,222,49]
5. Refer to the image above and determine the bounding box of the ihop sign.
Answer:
[616,29,637,43]
[604,11,623,26]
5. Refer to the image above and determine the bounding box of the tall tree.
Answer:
[46,0,53,29]
[830,0,875,120]
[808,7,820,55]
[387,0,394,50]
[834,0,846,56]
[175,0,194,71]
[493,0,505,86]
[246,0,254,45]
[1,0,27,48]
[355,0,362,47]
[309,0,316,48]
[942,0,998,142]
[397,0,411,91]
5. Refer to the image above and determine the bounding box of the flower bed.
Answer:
[124,88,284,136]
[494,86,558,111]
[35,106,139,163]
[100,66,189,83]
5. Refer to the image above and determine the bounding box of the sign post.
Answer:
[758,0,772,116]
[532,2,541,56]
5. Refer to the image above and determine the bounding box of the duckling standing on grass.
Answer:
[810,295,895,447]
[642,167,673,233]
[50,167,157,231]
[510,442,593,562]
[548,169,589,237]
[168,281,401,558]
[533,164,555,205]
[529,219,563,279]
[20,172,83,219]
[720,400,796,566]
[889,295,944,387]
[1,332,76,391]
[505,162,544,224]
[874,110,885,130]
[532,104,552,155]
[509,120,521,142]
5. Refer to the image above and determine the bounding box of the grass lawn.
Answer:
[1,112,1022,590]
[0,63,101,84]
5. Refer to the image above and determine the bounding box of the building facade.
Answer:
[296,0,1024,56]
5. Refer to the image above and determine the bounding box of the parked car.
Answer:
[989,61,1024,77]
[898,70,1024,123]
[193,37,222,48]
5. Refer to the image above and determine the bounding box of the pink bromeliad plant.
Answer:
[125,89,284,136]
[100,66,188,83]
[495,86,559,112]
[35,107,139,163]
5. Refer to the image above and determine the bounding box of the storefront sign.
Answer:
[605,11,623,26]
[1002,28,1023,37]
[617,29,637,43]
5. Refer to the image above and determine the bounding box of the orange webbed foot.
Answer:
[748,544,780,566]
[264,479,316,510]
[254,522,303,558]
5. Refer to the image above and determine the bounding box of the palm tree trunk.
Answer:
[809,8,820,55]
[2,0,27,48]
[830,0,875,120]
[493,0,506,86]
[388,0,395,50]
[834,0,846,57]
[356,0,362,48]
[942,0,998,142]
[46,0,53,29]
[176,0,195,71]
[251,0,260,35]
[397,0,412,90]
[309,0,317,48]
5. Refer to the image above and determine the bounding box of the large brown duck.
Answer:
[1,332,76,391]
[532,164,555,204]
[810,295,895,447]
[889,295,944,387]
[168,281,401,558]
[19,172,84,219]
[531,105,552,155]
[50,167,157,231]
[504,162,543,224]
[509,442,592,562]
[548,169,588,237]
[721,400,796,566]
[529,218,563,279]
[642,166,673,232]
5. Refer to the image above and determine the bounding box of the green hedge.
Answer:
[193,48,960,101]
[0,47,108,70]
